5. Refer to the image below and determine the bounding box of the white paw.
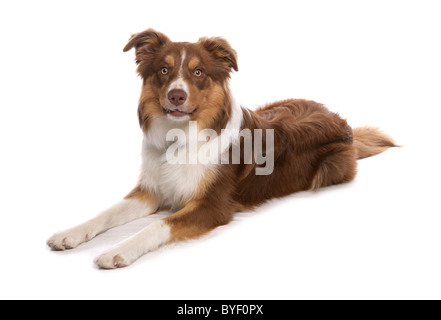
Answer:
[47,227,94,250]
[94,249,135,269]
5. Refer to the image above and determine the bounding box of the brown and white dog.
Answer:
[47,29,396,268]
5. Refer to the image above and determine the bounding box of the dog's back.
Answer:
[234,99,396,208]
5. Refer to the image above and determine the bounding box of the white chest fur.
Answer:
[140,132,216,210]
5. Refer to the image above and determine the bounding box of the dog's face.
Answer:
[123,29,238,132]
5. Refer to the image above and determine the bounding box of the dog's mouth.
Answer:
[163,107,198,117]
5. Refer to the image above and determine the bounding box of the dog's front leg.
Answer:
[94,199,234,269]
[47,187,159,250]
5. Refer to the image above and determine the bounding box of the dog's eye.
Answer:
[161,67,168,75]
[194,69,202,77]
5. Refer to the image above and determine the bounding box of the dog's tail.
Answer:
[353,127,398,159]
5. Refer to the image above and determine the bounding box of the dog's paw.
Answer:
[47,227,92,250]
[94,250,134,269]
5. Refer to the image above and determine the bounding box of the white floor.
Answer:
[2,145,440,299]
[1,1,440,300]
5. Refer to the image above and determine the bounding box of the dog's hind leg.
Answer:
[309,143,357,191]
[47,186,159,250]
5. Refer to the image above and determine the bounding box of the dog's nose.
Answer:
[168,89,187,106]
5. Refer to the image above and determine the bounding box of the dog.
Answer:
[47,29,396,268]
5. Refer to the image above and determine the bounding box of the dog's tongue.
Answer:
[170,110,188,117]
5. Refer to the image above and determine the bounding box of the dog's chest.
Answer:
[140,143,215,209]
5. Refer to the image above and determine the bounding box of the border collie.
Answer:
[47,29,396,268]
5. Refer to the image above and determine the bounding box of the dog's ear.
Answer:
[123,29,170,63]
[198,37,239,72]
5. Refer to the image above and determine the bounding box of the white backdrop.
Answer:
[1,0,440,299]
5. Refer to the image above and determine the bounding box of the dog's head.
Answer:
[123,29,238,133]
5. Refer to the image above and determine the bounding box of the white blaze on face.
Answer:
[165,50,191,121]
[167,50,189,95]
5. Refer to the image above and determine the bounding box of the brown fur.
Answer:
[124,29,397,244]
[124,185,159,208]
[232,99,360,208]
